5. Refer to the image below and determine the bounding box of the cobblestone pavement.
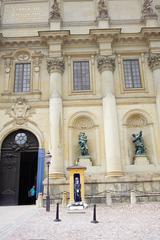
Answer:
[0,203,160,240]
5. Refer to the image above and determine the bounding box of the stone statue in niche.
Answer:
[132,131,146,155]
[49,0,61,20]
[74,175,81,202]
[97,0,108,18]
[79,132,89,156]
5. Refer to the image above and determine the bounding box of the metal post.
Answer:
[46,163,50,212]
[91,204,99,223]
[54,203,61,222]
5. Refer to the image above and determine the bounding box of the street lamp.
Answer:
[46,151,52,212]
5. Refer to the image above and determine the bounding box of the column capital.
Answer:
[47,57,65,74]
[148,54,160,71]
[97,55,115,73]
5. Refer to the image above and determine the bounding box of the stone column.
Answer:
[47,57,65,178]
[97,55,123,176]
[148,54,160,126]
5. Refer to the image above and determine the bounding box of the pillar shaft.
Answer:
[148,54,160,127]
[97,55,123,176]
[47,57,65,178]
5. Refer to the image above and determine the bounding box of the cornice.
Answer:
[90,28,121,42]
[0,27,159,48]
[141,27,160,38]
[38,30,70,42]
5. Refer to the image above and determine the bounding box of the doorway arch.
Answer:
[0,129,39,205]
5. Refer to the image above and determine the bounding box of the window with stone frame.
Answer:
[73,61,90,91]
[14,63,31,92]
[123,59,142,89]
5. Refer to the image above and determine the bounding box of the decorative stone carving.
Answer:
[127,114,147,128]
[73,116,94,130]
[47,57,65,74]
[97,55,115,73]
[49,0,61,20]
[142,0,157,18]
[97,0,108,19]
[17,53,30,61]
[7,97,33,125]
[148,54,160,71]
[4,58,12,74]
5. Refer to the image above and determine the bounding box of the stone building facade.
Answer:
[0,0,160,205]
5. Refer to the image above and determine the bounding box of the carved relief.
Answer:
[97,0,108,19]
[127,114,147,128]
[49,0,61,20]
[97,55,115,73]
[15,51,30,61]
[47,57,65,74]
[142,0,157,18]
[7,97,34,125]
[73,116,94,130]
[148,54,160,71]
[2,54,13,92]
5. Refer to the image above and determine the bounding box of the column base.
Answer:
[106,171,124,177]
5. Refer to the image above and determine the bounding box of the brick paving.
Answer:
[0,203,160,240]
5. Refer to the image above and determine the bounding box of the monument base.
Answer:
[134,155,149,166]
[78,156,92,167]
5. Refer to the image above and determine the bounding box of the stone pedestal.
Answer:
[134,155,149,166]
[144,16,158,27]
[49,19,61,30]
[97,18,110,28]
[78,156,92,168]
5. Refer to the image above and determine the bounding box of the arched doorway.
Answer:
[0,129,39,205]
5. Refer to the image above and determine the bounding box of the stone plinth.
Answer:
[134,155,149,166]
[97,17,110,28]
[49,19,61,30]
[78,156,92,168]
[143,15,158,27]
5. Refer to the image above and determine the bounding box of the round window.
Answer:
[15,133,27,145]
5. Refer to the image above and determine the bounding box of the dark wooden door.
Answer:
[0,129,39,205]
[0,151,20,205]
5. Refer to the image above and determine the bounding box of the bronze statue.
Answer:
[79,132,89,156]
[132,131,146,155]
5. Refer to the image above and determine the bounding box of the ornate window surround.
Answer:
[67,55,96,96]
[2,49,42,99]
[118,54,146,93]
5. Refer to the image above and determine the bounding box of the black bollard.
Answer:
[54,203,61,222]
[91,204,99,223]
